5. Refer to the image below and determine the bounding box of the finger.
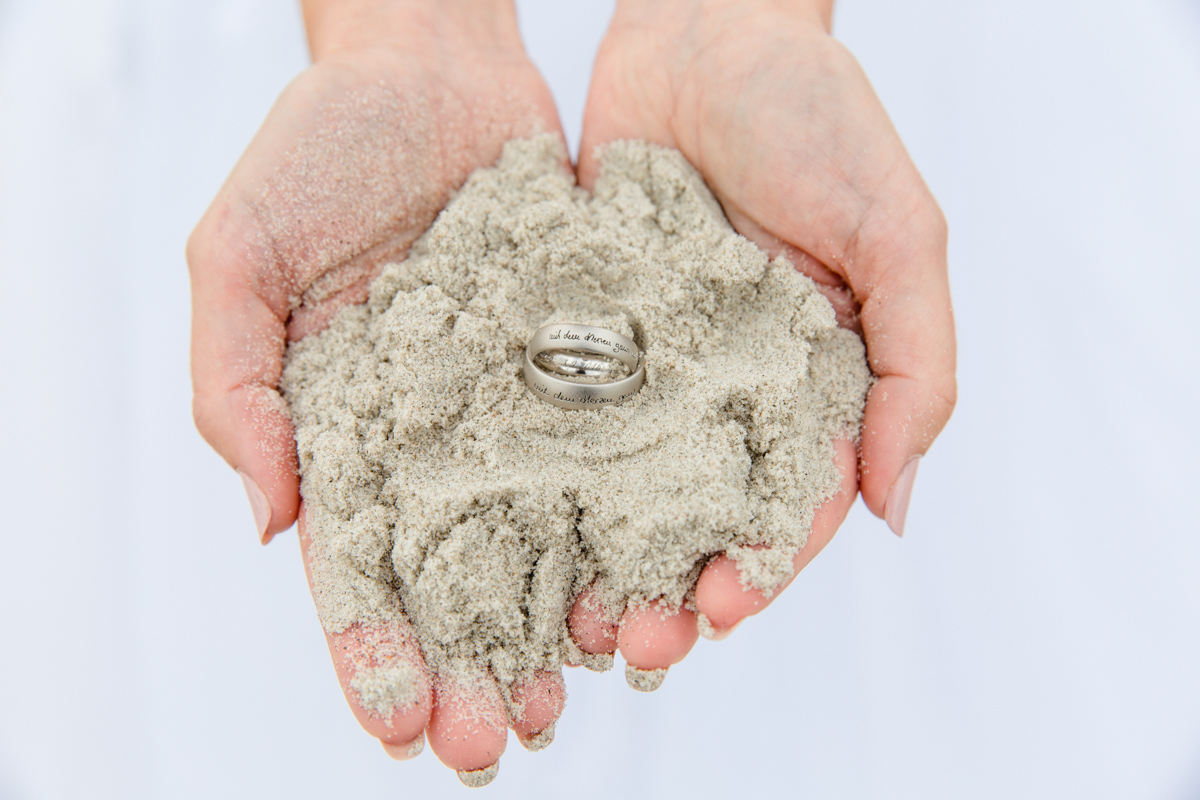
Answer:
[695,438,858,634]
[567,583,618,655]
[427,669,509,782]
[188,197,299,544]
[508,670,566,751]
[618,601,699,671]
[846,175,955,534]
[325,625,433,747]
[298,505,434,746]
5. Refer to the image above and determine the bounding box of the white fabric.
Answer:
[1,1,1198,797]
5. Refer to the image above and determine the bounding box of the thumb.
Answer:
[188,194,300,543]
[849,188,957,534]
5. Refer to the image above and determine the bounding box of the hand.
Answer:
[569,0,956,667]
[188,0,568,775]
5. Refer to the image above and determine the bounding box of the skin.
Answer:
[188,0,955,777]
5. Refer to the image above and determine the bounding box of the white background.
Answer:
[1,1,1198,798]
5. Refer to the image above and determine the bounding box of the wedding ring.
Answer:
[523,323,645,409]
[533,350,630,383]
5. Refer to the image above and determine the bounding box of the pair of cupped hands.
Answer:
[188,0,955,779]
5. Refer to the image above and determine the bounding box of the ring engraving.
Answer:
[523,323,645,410]
[533,350,631,383]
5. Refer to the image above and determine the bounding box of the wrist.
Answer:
[610,0,833,39]
[302,0,524,62]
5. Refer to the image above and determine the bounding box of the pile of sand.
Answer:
[281,136,871,722]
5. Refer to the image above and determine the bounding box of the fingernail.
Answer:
[697,612,740,641]
[237,469,272,543]
[707,621,741,641]
[884,457,920,538]
[381,733,424,761]
[625,664,668,692]
[518,722,555,752]
[457,762,499,788]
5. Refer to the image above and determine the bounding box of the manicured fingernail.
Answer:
[237,469,272,543]
[381,733,424,761]
[518,723,555,752]
[625,665,667,692]
[457,762,499,788]
[884,457,920,538]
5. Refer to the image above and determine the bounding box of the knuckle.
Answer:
[191,392,222,450]
[186,207,235,279]
[932,372,958,420]
[185,233,207,282]
[916,199,949,258]
[927,200,949,242]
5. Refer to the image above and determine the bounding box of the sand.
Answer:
[280,136,871,723]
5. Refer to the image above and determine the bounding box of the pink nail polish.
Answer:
[237,469,272,543]
[884,457,920,537]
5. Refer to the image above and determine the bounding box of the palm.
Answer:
[196,48,562,340]
[582,17,929,318]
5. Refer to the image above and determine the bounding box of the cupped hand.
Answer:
[571,0,956,666]
[187,0,568,778]
[191,0,956,774]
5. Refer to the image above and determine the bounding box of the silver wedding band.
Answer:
[534,350,630,382]
[523,323,645,409]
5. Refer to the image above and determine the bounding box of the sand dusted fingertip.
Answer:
[350,662,422,718]
[506,669,566,751]
[518,723,555,752]
[625,665,668,692]
[457,762,499,788]
[578,652,614,673]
